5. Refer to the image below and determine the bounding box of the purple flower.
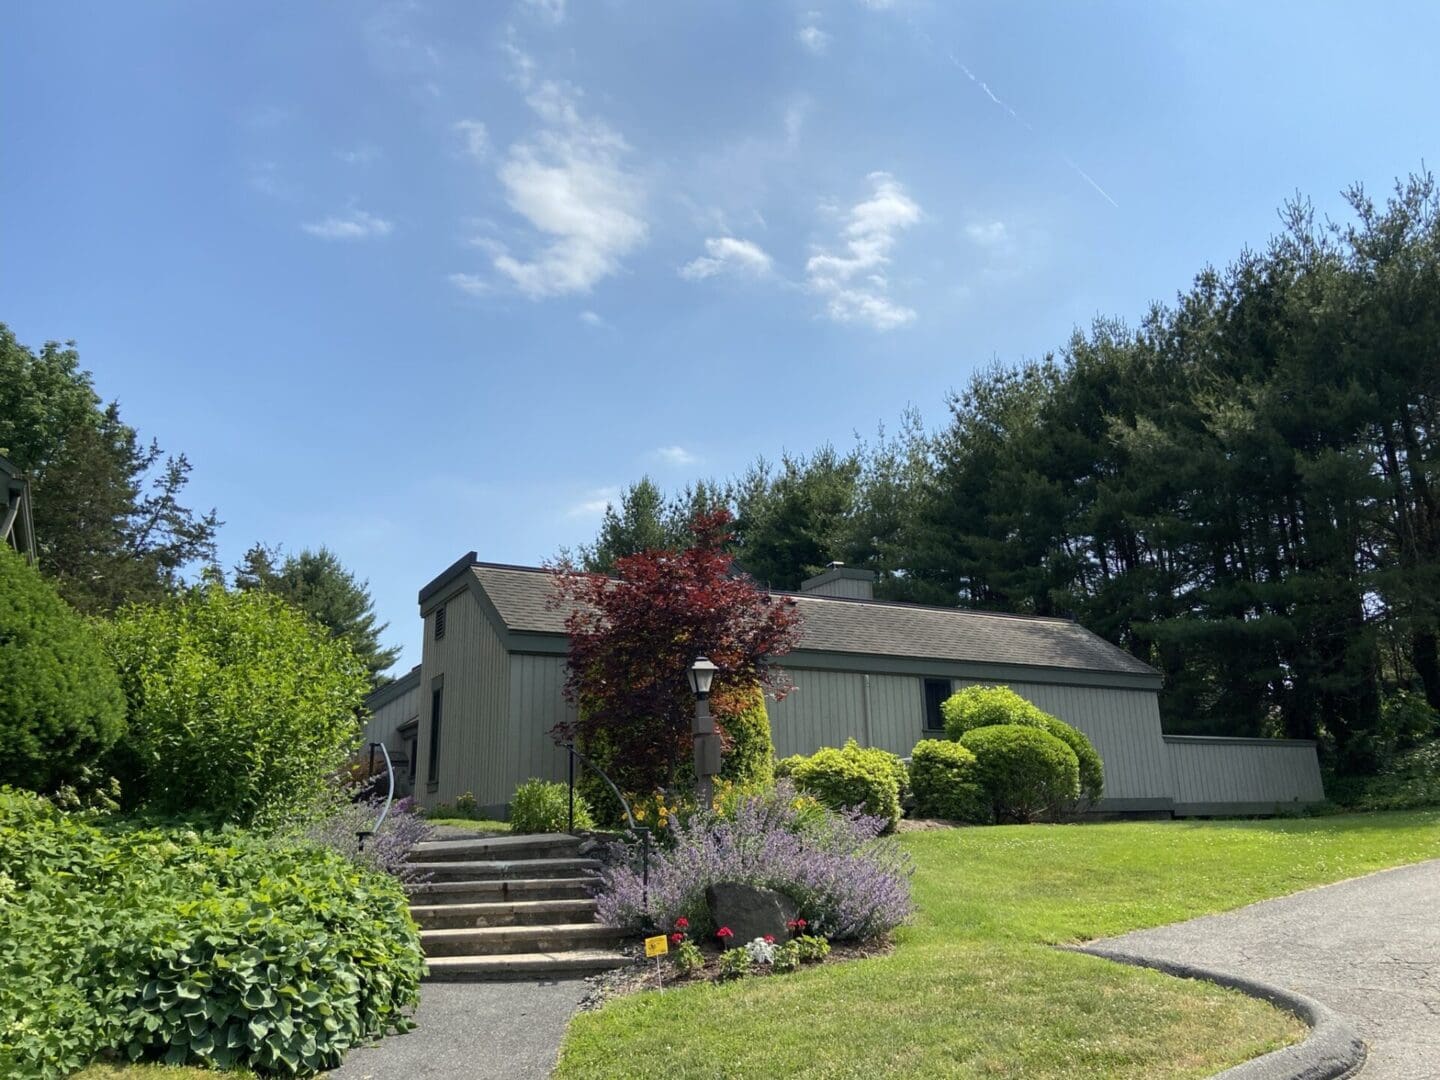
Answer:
[595,781,912,942]
[302,794,434,882]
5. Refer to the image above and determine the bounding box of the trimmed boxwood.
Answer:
[957,724,1081,823]
[0,545,126,793]
[779,738,904,832]
[909,739,990,823]
[0,787,423,1078]
[942,685,1103,804]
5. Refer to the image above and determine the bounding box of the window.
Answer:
[923,678,952,733]
[427,685,443,788]
[434,604,447,640]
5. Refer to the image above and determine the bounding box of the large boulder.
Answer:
[705,882,798,944]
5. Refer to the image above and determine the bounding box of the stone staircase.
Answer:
[405,832,633,980]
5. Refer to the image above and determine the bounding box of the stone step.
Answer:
[407,857,603,882]
[424,949,633,982]
[406,877,598,905]
[421,923,627,958]
[409,833,583,863]
[410,898,598,930]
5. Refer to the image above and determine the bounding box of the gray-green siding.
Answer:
[1164,735,1325,814]
[361,679,420,762]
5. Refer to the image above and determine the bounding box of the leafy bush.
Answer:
[718,948,751,979]
[596,781,912,942]
[509,778,594,833]
[772,939,802,973]
[909,739,990,822]
[301,794,434,881]
[794,934,831,963]
[714,681,775,788]
[1330,740,1440,811]
[958,724,1081,823]
[0,545,126,792]
[101,586,371,826]
[942,685,1103,803]
[779,739,905,832]
[672,940,704,976]
[0,788,422,1078]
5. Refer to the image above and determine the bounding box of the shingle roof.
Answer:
[470,563,1157,678]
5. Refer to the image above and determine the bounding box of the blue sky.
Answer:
[5,1,1439,672]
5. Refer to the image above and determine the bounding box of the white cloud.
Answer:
[454,119,489,160]
[798,13,830,54]
[337,144,381,166]
[301,208,394,240]
[579,310,607,327]
[653,445,697,467]
[449,272,490,296]
[965,220,1008,246]
[567,486,619,518]
[523,0,566,24]
[247,160,290,199]
[487,81,647,298]
[805,172,922,330]
[679,236,774,281]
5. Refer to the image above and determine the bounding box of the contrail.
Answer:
[948,52,1118,209]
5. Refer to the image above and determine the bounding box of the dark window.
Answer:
[427,687,443,787]
[923,678,951,732]
[434,604,447,640]
[406,735,418,787]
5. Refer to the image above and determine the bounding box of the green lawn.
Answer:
[75,1066,254,1079]
[558,810,1440,1079]
[422,817,510,832]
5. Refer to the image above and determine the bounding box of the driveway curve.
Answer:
[1084,859,1440,1079]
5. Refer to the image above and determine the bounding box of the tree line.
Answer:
[0,327,399,685]
[576,174,1440,773]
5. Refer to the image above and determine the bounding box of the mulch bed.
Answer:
[578,938,894,1010]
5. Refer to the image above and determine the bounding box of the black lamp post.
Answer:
[688,656,720,806]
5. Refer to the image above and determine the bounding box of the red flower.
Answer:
[763,934,775,944]
[716,926,733,939]
[674,917,690,930]
[670,932,684,944]
[786,918,808,932]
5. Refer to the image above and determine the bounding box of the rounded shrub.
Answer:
[783,738,904,831]
[942,685,1103,804]
[100,586,370,826]
[0,545,126,793]
[908,739,990,823]
[957,724,1081,823]
[713,680,775,788]
[0,787,423,1078]
[510,777,594,833]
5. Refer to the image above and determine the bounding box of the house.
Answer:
[363,552,1326,819]
[1,454,36,564]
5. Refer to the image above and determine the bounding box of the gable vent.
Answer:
[434,604,447,641]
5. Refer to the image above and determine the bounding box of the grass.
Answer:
[558,810,1440,1079]
[421,816,510,832]
[75,1066,254,1079]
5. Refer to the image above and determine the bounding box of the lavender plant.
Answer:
[304,795,434,882]
[596,781,912,942]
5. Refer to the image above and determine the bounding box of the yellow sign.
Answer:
[644,934,669,958]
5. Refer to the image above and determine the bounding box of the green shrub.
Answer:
[717,947,752,979]
[509,778,594,833]
[909,739,990,822]
[782,739,904,831]
[942,685,1103,803]
[672,940,704,976]
[0,545,126,792]
[1330,739,1440,811]
[714,681,775,788]
[958,724,1081,823]
[0,787,422,1078]
[101,586,370,826]
[794,934,831,963]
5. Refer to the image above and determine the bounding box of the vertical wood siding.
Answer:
[415,589,510,810]
[506,654,575,796]
[1164,736,1325,810]
[360,681,420,756]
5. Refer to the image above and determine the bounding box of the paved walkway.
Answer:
[327,980,589,1080]
[1088,859,1440,1079]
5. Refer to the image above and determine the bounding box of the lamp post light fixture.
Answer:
[689,656,721,806]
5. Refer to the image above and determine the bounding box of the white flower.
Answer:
[744,936,778,964]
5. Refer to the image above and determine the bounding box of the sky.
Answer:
[5,1,1440,673]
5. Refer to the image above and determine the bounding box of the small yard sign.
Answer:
[644,934,669,958]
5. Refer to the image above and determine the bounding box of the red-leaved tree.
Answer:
[549,509,802,799]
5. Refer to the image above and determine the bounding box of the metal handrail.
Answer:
[356,741,395,853]
[565,742,650,912]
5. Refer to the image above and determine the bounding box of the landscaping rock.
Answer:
[705,882,797,944]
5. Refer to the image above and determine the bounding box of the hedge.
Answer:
[909,739,989,823]
[777,739,904,831]
[957,724,1081,823]
[0,545,126,793]
[510,778,594,833]
[713,681,775,788]
[0,787,423,1078]
[942,685,1103,804]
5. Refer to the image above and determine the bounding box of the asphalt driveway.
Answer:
[327,980,589,1080]
[1085,859,1440,1079]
